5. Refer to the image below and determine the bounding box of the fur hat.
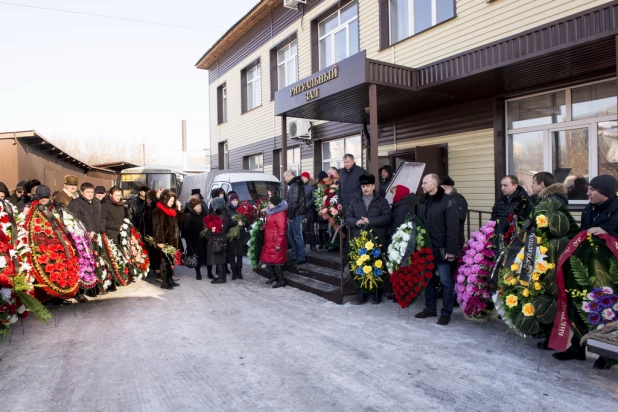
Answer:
[24,179,41,194]
[359,174,376,185]
[64,175,79,186]
[269,195,282,206]
[589,175,618,198]
[35,185,51,199]
[441,176,455,186]
[94,186,106,194]
[211,197,226,210]
[191,188,204,200]
[317,171,328,180]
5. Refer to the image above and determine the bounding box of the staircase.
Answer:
[254,249,357,304]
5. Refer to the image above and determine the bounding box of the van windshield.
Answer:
[231,181,281,202]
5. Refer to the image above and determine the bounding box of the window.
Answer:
[287,147,301,177]
[506,80,618,203]
[242,61,262,113]
[321,135,362,172]
[389,0,455,44]
[217,84,227,124]
[277,40,298,90]
[247,154,263,172]
[318,1,359,70]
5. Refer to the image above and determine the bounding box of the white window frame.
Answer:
[318,1,359,70]
[247,154,264,172]
[388,0,455,44]
[277,40,298,90]
[287,146,301,177]
[222,85,228,123]
[505,78,617,205]
[321,135,362,170]
[246,64,261,111]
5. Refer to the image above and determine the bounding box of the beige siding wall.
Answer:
[379,129,495,228]
[360,0,611,66]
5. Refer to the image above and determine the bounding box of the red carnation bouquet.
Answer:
[202,214,224,236]
[229,201,258,240]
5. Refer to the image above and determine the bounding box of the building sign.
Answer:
[289,66,339,101]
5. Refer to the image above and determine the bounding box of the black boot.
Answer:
[265,266,277,284]
[236,265,243,280]
[212,265,227,284]
[273,266,286,288]
[195,267,202,280]
[231,265,239,280]
[207,266,214,280]
[552,346,586,361]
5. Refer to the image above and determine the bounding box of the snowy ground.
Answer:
[1,259,616,412]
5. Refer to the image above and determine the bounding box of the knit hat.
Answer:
[211,197,226,210]
[229,193,239,202]
[301,172,311,180]
[64,175,79,186]
[94,186,106,194]
[359,174,375,185]
[270,195,282,206]
[589,175,618,198]
[35,185,51,199]
[317,171,328,180]
[441,176,455,186]
[191,188,204,200]
[392,185,411,204]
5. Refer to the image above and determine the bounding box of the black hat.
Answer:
[269,195,282,206]
[359,174,375,185]
[191,188,204,200]
[138,184,150,193]
[35,185,51,199]
[589,175,618,198]
[317,171,328,180]
[441,176,455,186]
[24,179,41,194]
[15,180,26,191]
[94,186,106,194]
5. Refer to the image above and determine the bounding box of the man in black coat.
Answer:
[491,175,532,237]
[441,176,468,251]
[9,181,25,206]
[345,173,392,304]
[127,184,149,228]
[378,165,394,197]
[530,172,568,208]
[68,182,102,235]
[415,174,459,326]
[338,154,367,211]
[301,172,318,252]
[284,170,307,264]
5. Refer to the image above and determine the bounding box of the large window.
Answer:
[278,40,298,89]
[322,135,362,172]
[247,154,263,172]
[243,63,261,112]
[217,84,227,124]
[389,0,455,44]
[318,1,359,70]
[506,80,618,203]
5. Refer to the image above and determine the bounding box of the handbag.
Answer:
[212,235,228,254]
[182,254,198,268]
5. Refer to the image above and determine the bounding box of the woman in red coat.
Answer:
[260,195,288,288]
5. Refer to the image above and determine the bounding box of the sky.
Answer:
[0,0,258,162]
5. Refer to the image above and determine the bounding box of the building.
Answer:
[197,0,618,218]
[0,130,119,192]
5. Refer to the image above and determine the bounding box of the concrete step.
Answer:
[254,267,343,304]
[304,250,343,272]
[284,262,342,288]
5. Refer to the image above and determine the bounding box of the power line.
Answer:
[0,1,224,33]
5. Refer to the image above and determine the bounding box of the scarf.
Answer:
[156,202,177,217]
[108,195,124,206]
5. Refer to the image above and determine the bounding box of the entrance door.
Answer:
[548,125,591,202]
[415,144,448,194]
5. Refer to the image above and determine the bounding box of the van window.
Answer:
[231,181,281,202]
[221,183,232,193]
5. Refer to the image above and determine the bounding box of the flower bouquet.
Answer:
[314,181,343,229]
[55,209,98,290]
[200,214,224,238]
[145,235,181,267]
[102,233,131,286]
[90,233,113,290]
[386,217,435,308]
[256,197,270,217]
[350,229,387,293]
[455,221,497,319]
[229,201,257,240]
[247,219,265,268]
[25,201,80,300]
[120,219,150,280]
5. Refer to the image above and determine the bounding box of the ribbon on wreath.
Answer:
[549,231,618,351]
[399,218,418,269]
[491,219,535,282]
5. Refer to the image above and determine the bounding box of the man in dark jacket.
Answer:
[301,172,318,252]
[552,174,618,370]
[491,175,532,237]
[378,165,394,197]
[345,173,392,304]
[530,172,568,208]
[441,176,468,250]
[338,154,366,210]
[68,182,102,235]
[127,184,149,228]
[284,170,306,264]
[18,179,41,213]
[94,186,106,201]
[9,181,25,205]
[415,174,459,326]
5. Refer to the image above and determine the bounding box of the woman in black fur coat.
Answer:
[153,189,182,290]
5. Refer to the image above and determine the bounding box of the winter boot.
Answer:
[231,265,239,280]
[273,266,286,288]
[236,265,243,280]
[206,265,214,280]
[212,265,227,284]
[195,267,203,280]
[155,269,162,283]
[265,266,277,284]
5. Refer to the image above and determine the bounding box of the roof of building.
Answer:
[92,161,140,172]
[195,0,279,70]
[0,130,116,174]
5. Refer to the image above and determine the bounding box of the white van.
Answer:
[180,170,281,205]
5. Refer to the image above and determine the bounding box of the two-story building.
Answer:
[197,0,618,215]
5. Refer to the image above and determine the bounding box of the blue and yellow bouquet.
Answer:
[350,229,386,293]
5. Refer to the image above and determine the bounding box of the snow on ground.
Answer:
[1,260,616,412]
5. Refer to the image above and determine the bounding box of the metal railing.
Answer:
[465,209,493,240]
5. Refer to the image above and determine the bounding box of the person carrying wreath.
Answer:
[183,197,208,280]
[153,189,182,290]
[260,196,288,288]
[344,173,391,304]
[207,197,230,284]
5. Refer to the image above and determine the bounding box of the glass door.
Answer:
[549,125,592,202]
